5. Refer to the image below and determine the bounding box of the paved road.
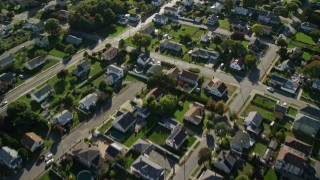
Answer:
[18,81,144,180]
[0,40,34,59]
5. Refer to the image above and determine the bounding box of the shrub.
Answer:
[188,68,200,73]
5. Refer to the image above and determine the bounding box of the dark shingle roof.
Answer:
[0,72,15,82]
[181,70,199,82]
[0,55,15,67]
[231,131,250,148]
[33,84,53,99]
[26,56,45,69]
[167,125,187,146]
[271,74,287,84]
[114,111,136,130]
[132,139,152,154]
[300,106,320,119]
[132,155,164,179]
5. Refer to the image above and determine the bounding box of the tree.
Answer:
[179,33,192,44]
[278,47,288,58]
[114,154,127,167]
[235,175,250,180]
[243,0,256,7]
[286,2,299,12]
[6,11,15,19]
[98,80,113,95]
[158,95,177,117]
[231,31,245,41]
[118,39,126,50]
[35,50,48,58]
[0,1,3,13]
[57,69,69,80]
[105,43,112,49]
[221,40,246,56]
[132,33,152,50]
[214,100,229,115]
[244,52,257,68]
[6,101,29,118]
[303,60,320,78]
[14,109,49,132]
[147,73,176,90]
[224,0,233,13]
[310,30,320,39]
[276,38,287,47]
[64,94,76,107]
[275,130,285,142]
[18,148,29,161]
[214,122,232,137]
[44,18,62,36]
[198,147,212,163]
[64,44,75,54]
[252,24,264,35]
[212,35,223,45]
[143,95,158,110]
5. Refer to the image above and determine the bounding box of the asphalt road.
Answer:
[18,81,144,180]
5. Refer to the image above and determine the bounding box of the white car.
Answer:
[45,153,53,162]
[0,101,8,107]
[45,158,54,167]
[267,87,274,93]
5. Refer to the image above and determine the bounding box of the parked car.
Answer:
[0,101,8,107]
[267,87,274,93]
[45,153,53,162]
[45,158,54,167]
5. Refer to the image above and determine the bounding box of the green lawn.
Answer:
[241,41,249,48]
[125,74,139,81]
[302,52,312,61]
[264,168,278,180]
[147,125,171,146]
[44,139,53,149]
[126,151,140,170]
[238,162,253,176]
[242,104,276,122]
[295,32,315,45]
[252,142,267,156]
[49,49,68,58]
[39,170,63,180]
[174,101,192,123]
[288,106,298,117]
[218,18,231,30]
[187,136,196,148]
[97,24,129,38]
[98,118,113,133]
[252,94,277,110]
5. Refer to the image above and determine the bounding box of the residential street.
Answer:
[17,81,144,180]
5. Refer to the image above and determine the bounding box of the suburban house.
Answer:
[0,72,16,88]
[184,102,205,125]
[198,169,224,180]
[58,10,69,20]
[147,64,163,76]
[132,139,152,154]
[230,131,251,155]
[213,150,237,174]
[204,80,227,97]
[243,111,263,135]
[230,58,245,71]
[180,70,200,85]
[79,93,98,111]
[206,14,218,26]
[312,79,320,91]
[151,0,163,6]
[153,14,168,25]
[300,22,318,32]
[21,132,44,152]
[273,103,288,119]
[107,65,124,78]
[72,60,91,77]
[54,110,73,126]
[31,84,53,103]
[165,125,188,150]
[35,33,49,48]
[0,146,22,170]
[292,112,320,138]
[200,34,211,43]
[274,59,293,72]
[56,0,67,6]
[112,111,136,133]
[102,47,118,61]
[164,6,179,16]
[66,35,82,46]
[258,10,272,23]
[126,14,140,22]
[137,53,152,66]
[159,39,183,52]
[140,26,156,36]
[166,67,181,79]
[25,56,46,70]
[269,74,299,94]
[146,87,163,101]
[104,74,119,86]
[275,136,311,176]
[0,55,16,68]
[118,17,128,25]
[235,7,249,15]
[131,155,165,180]
[191,48,220,60]
[15,0,35,8]
[135,105,151,119]
[183,0,194,6]
[105,142,126,160]
[208,2,224,13]
[71,141,102,174]
[248,38,261,51]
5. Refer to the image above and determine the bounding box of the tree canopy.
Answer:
[132,33,152,50]
[44,18,62,36]
[303,59,320,78]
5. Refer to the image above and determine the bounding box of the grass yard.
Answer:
[125,74,139,81]
[238,162,253,176]
[44,139,53,149]
[252,94,277,110]
[98,118,114,133]
[264,168,278,180]
[97,24,129,38]
[287,106,298,117]
[295,32,315,45]
[147,125,171,146]
[39,170,63,180]
[49,49,68,58]
[252,142,267,156]
[126,151,140,170]
[187,136,197,148]
[174,101,192,123]
[218,18,231,30]
[302,52,312,61]
[242,104,276,122]
[241,40,249,48]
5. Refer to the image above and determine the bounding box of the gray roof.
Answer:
[0,55,15,67]
[154,14,168,21]
[0,146,21,167]
[132,139,152,154]
[138,53,151,62]
[107,65,123,75]
[215,150,236,172]
[164,6,177,11]
[72,141,100,163]
[147,64,163,75]
[301,22,318,29]
[114,111,136,130]
[167,125,187,147]
[26,56,45,69]
[181,70,199,82]
[55,110,73,126]
[207,15,218,21]
[300,106,320,119]
[231,131,250,148]
[191,48,219,59]
[132,155,164,179]
[66,35,82,44]
[160,39,182,51]
[79,93,98,108]
[104,73,119,85]
[244,111,262,126]
[274,104,288,113]
[0,72,15,82]
[33,84,53,99]
[199,169,223,180]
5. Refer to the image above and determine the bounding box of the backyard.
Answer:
[146,125,171,146]
[97,24,129,38]
[295,32,315,45]
[252,142,267,156]
[218,18,231,30]
[264,168,278,180]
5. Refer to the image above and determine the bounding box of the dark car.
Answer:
[155,46,160,52]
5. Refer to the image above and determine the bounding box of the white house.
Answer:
[151,0,163,6]
[137,53,152,66]
[208,2,224,13]
[0,146,22,170]
[230,58,245,71]
[25,56,46,70]
[21,132,44,152]
[54,110,73,126]
[31,84,53,103]
[183,0,194,6]
[107,65,124,78]
[243,111,263,135]
[35,33,49,48]
[204,80,227,97]
[153,14,168,25]
[112,111,136,133]
[79,93,98,111]
[164,6,179,16]
[206,15,218,26]
[126,14,141,22]
[102,47,118,61]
